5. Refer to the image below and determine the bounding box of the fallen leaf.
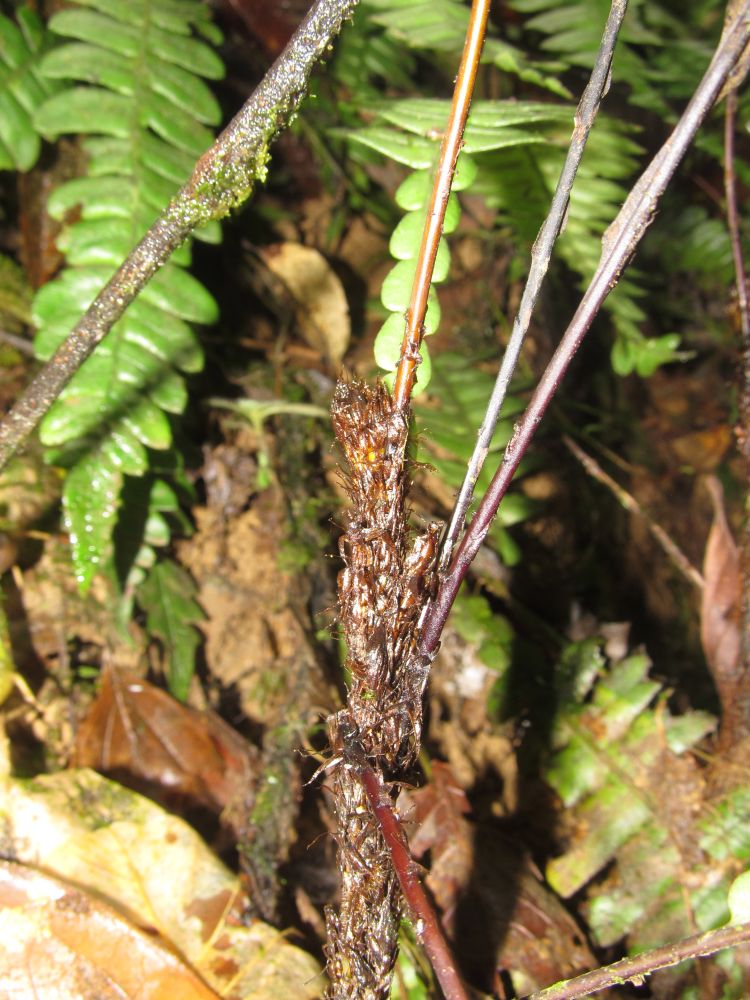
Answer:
[0,767,323,999]
[402,763,598,996]
[401,761,473,926]
[73,666,258,838]
[669,425,731,472]
[0,859,219,1000]
[259,242,350,366]
[701,475,744,744]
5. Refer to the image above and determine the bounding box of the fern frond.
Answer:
[511,0,724,119]
[543,639,750,996]
[0,7,57,171]
[30,0,224,590]
[361,0,569,96]
[476,114,684,376]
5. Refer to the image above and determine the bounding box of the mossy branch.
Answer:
[524,922,750,1000]
[0,0,360,471]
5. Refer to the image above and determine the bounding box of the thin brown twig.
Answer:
[391,0,490,412]
[439,0,629,574]
[0,330,34,357]
[420,2,750,658]
[0,0,360,471]
[358,764,470,1000]
[524,921,750,1000]
[564,435,705,590]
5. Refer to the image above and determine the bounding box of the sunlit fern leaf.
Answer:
[361,0,568,96]
[0,7,58,171]
[31,0,223,591]
[345,90,673,375]
[544,639,750,996]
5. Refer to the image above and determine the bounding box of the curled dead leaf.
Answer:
[259,242,350,366]
[700,475,744,743]
[73,666,258,839]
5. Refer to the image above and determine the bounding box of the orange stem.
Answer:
[391,0,490,411]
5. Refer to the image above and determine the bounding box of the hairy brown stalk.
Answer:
[391,0,490,412]
[0,0,360,471]
[524,922,750,1000]
[324,381,440,999]
[324,3,490,993]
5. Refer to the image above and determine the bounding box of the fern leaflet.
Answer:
[0,6,57,171]
[30,0,224,590]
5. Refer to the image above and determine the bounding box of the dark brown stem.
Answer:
[391,0,490,412]
[420,2,750,658]
[0,0,360,470]
[524,922,750,1000]
[439,0,629,573]
[359,764,470,1000]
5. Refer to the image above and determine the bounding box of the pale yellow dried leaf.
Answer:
[0,768,323,999]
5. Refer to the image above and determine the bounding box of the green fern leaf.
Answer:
[362,0,567,95]
[62,446,123,590]
[31,0,223,590]
[0,7,57,171]
[541,639,750,996]
[137,559,205,701]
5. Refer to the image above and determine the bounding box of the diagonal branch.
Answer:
[564,435,705,590]
[0,0,360,471]
[524,921,750,1000]
[438,0,629,573]
[420,1,750,658]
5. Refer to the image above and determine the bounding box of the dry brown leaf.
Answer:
[260,242,350,366]
[0,768,322,999]
[669,425,731,472]
[73,666,258,837]
[401,761,473,925]
[0,859,219,1000]
[701,475,743,742]
[402,763,598,996]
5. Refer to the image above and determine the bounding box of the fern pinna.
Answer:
[544,639,750,997]
[28,0,224,594]
[0,7,57,171]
